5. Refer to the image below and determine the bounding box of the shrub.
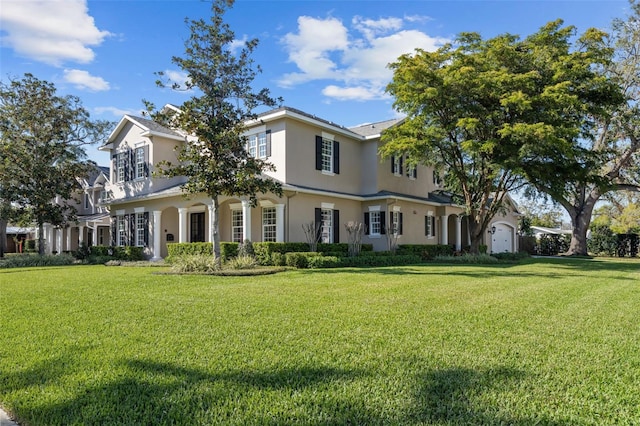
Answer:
[74,243,91,260]
[339,254,422,267]
[90,245,112,256]
[491,251,530,261]
[307,255,341,269]
[24,239,37,253]
[285,252,323,268]
[0,254,75,269]
[237,240,255,257]
[170,254,219,273]
[433,253,499,264]
[588,224,617,256]
[227,254,258,270]
[166,242,238,262]
[397,244,454,260]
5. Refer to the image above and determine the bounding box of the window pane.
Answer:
[135,147,145,179]
[321,208,332,243]
[263,207,276,242]
[232,210,243,243]
[248,135,257,158]
[136,213,146,246]
[370,211,381,235]
[258,132,267,158]
[321,138,332,172]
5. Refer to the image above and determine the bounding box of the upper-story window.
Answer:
[116,153,126,183]
[406,164,417,180]
[315,135,340,174]
[247,130,271,159]
[84,193,90,209]
[433,170,442,187]
[135,147,145,179]
[392,155,403,176]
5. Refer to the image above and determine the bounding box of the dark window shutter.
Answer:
[110,217,116,246]
[399,156,404,176]
[314,208,322,241]
[144,212,149,247]
[333,209,339,243]
[364,212,370,235]
[413,166,417,179]
[391,155,395,173]
[112,154,117,182]
[265,130,272,157]
[333,141,340,174]
[431,217,436,237]
[425,216,429,236]
[144,146,150,178]
[399,212,403,235]
[380,212,386,235]
[123,214,131,246]
[315,136,323,170]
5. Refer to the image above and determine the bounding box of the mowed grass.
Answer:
[1,258,639,425]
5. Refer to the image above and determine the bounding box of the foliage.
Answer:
[537,234,571,256]
[169,254,220,273]
[344,221,364,257]
[339,254,422,267]
[149,0,282,263]
[0,254,75,268]
[302,221,321,252]
[2,260,640,424]
[0,74,112,255]
[226,254,258,270]
[237,239,255,258]
[523,2,640,255]
[166,242,238,262]
[616,233,639,257]
[588,223,618,256]
[491,251,531,261]
[433,253,500,264]
[382,21,621,254]
[396,244,454,260]
[284,252,322,269]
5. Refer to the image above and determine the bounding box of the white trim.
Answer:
[368,205,381,212]
[229,203,242,210]
[321,202,335,209]
[115,209,125,215]
[188,205,206,213]
[134,207,145,213]
[259,200,275,207]
[393,205,401,212]
[321,131,334,141]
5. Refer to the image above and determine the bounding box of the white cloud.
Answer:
[0,0,111,66]
[279,14,449,102]
[161,70,191,91]
[63,69,110,91]
[94,106,140,118]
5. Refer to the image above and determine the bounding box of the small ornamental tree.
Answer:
[0,74,112,255]
[150,0,282,264]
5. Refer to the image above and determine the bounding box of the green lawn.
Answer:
[1,258,639,425]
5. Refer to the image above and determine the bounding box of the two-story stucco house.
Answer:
[98,106,520,260]
[41,165,112,254]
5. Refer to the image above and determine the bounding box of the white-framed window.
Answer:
[257,132,267,158]
[116,153,125,183]
[117,216,126,246]
[136,213,146,247]
[425,215,436,238]
[407,164,417,179]
[320,208,333,243]
[321,138,333,173]
[231,210,243,243]
[433,170,442,186]
[263,207,277,242]
[84,193,90,209]
[135,147,145,179]
[370,211,381,236]
[392,155,402,176]
[248,134,257,158]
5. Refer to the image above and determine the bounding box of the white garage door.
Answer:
[492,224,513,253]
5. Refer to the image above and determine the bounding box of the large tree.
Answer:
[149,0,282,263]
[0,74,111,255]
[382,20,623,253]
[522,1,640,255]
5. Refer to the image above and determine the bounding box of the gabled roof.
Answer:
[348,118,404,139]
[99,114,185,150]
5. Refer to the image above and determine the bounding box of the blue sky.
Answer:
[0,0,631,165]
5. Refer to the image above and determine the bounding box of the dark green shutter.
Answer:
[315,136,323,170]
[333,141,340,174]
[333,210,339,243]
[266,130,272,157]
[364,212,370,235]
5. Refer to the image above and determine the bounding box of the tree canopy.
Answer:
[382,20,624,253]
[0,73,112,255]
[148,0,282,262]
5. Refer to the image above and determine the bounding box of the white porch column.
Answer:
[208,203,217,243]
[151,210,163,261]
[275,204,285,242]
[455,216,462,251]
[92,225,98,246]
[241,200,252,242]
[57,228,63,254]
[178,208,188,243]
[66,227,71,252]
[440,215,448,245]
[78,225,85,246]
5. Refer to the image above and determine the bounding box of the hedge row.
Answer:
[280,251,423,269]
[89,245,145,261]
[396,244,454,260]
[165,242,375,264]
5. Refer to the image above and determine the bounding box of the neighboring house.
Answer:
[40,165,112,254]
[531,225,573,240]
[4,226,36,253]
[98,106,521,259]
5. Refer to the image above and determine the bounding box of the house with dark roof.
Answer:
[97,106,521,259]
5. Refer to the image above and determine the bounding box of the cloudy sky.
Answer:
[0,0,630,164]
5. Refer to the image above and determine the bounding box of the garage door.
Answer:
[492,224,513,253]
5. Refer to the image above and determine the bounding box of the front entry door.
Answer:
[190,212,205,242]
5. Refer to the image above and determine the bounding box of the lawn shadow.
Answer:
[408,366,566,425]
[7,358,380,425]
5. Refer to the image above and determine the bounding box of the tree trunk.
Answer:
[0,218,7,258]
[565,190,598,256]
[38,221,45,256]
[211,196,221,267]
